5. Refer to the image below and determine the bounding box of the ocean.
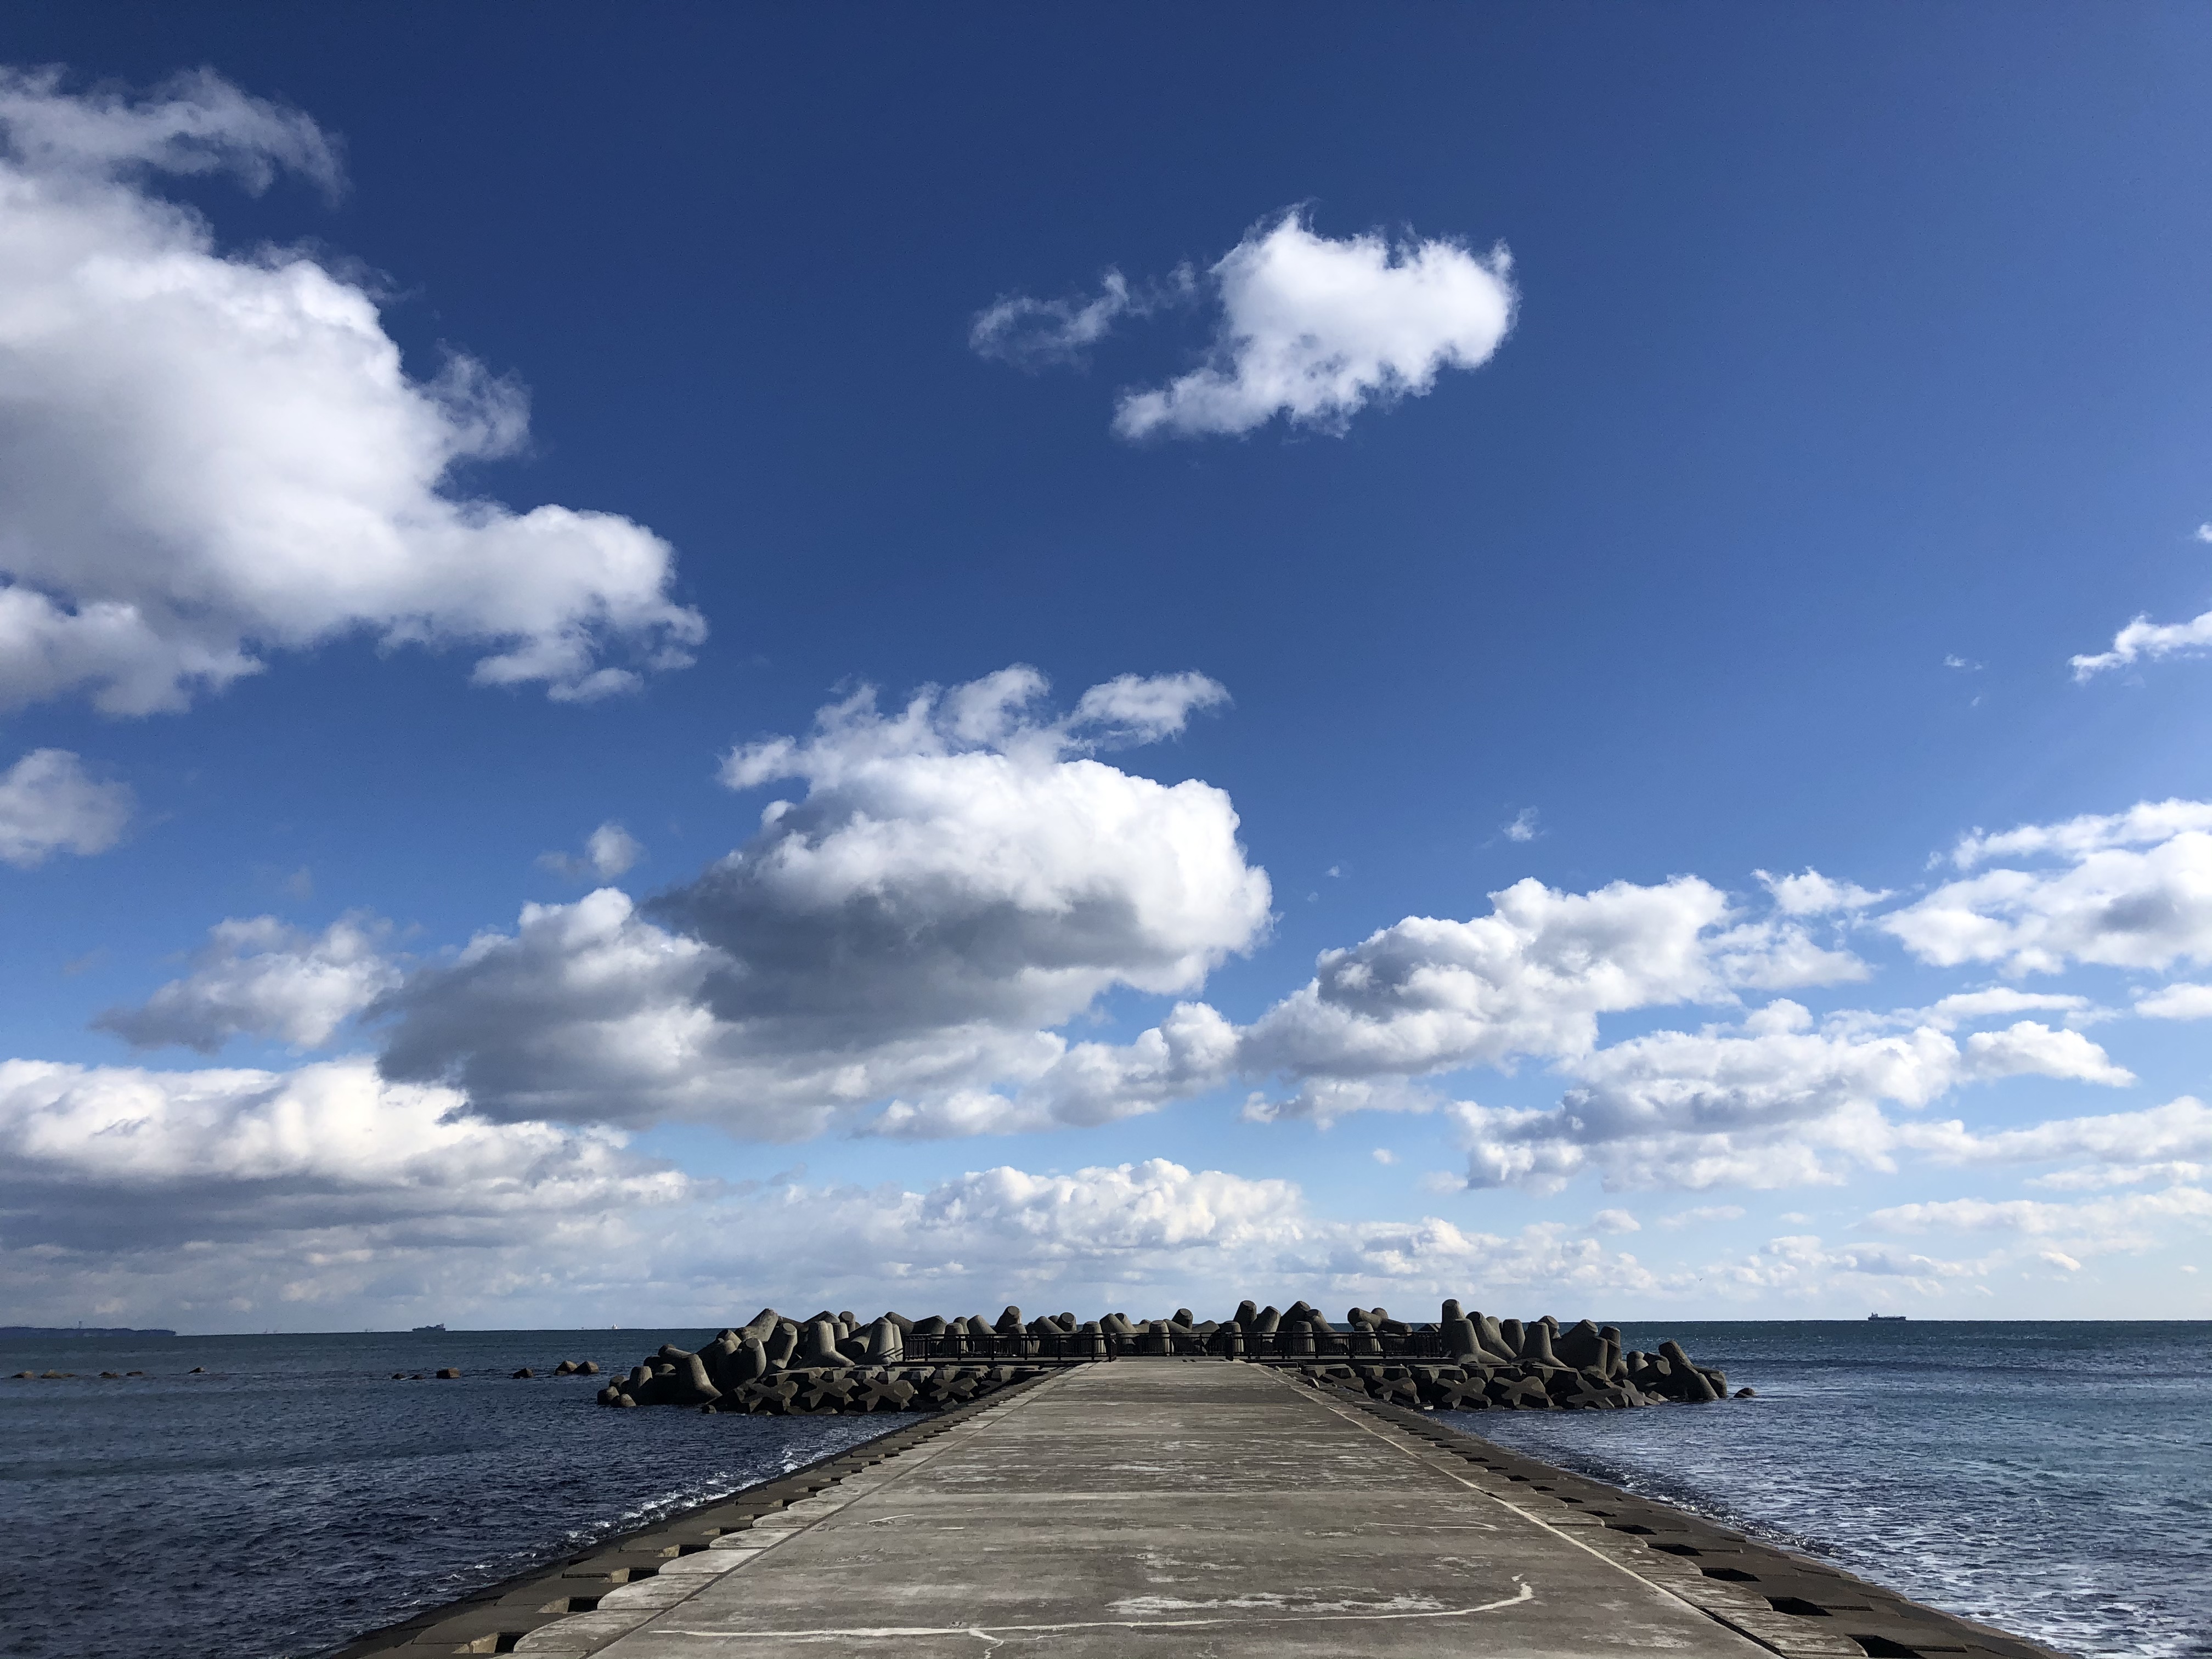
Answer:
[0,1321,2205,1658]
[0,1328,888,1659]
[1451,1320,2212,1659]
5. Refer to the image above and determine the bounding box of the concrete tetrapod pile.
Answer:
[1294,1297,1737,1411]
[596,1297,1742,1414]
[597,1305,1054,1414]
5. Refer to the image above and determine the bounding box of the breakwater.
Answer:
[597,1297,1741,1414]
[471,1361,2064,1659]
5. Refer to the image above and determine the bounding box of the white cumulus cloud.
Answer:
[1960,1020,2134,1086]
[374,668,1268,1137]
[1755,867,1893,916]
[1899,1095,2212,1171]
[1887,810,2212,975]
[2136,982,2212,1020]
[0,67,703,714]
[1233,876,1867,1120]
[93,913,402,1052]
[1948,799,2212,870]
[0,1053,688,1252]
[0,747,132,866]
[0,1083,1681,1326]
[1447,1007,2132,1194]
[1114,212,1515,439]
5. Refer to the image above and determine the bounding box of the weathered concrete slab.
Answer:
[581,1360,1767,1656]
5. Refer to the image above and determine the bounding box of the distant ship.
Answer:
[1867,1313,1908,1321]
[411,1323,447,1333]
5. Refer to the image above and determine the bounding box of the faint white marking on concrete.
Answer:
[653,1579,1537,1643]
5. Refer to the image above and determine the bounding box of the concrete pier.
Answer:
[512,1361,1817,1657]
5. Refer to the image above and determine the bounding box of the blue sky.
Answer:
[2,7,2210,1330]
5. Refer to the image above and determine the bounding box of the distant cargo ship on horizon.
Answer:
[411,1323,446,1333]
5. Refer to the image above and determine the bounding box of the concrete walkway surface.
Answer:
[529,1359,1769,1657]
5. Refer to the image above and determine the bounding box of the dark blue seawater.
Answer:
[0,1328,891,1659]
[2,1323,2206,1658]
[1446,1321,2212,1659]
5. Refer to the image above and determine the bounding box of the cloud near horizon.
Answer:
[83,767,2205,1203]
[5,1081,2176,1328]
[1444,1004,2133,1195]
[0,67,703,714]
[25,725,2212,1318]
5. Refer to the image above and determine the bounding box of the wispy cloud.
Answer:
[968,268,1193,369]
[2070,606,2212,681]
[539,822,643,881]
